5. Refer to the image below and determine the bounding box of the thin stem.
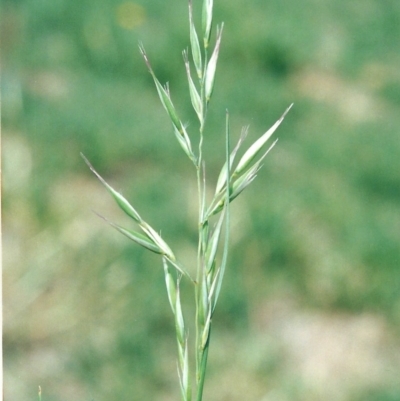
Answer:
[194,41,210,400]
[195,162,203,391]
[195,328,210,401]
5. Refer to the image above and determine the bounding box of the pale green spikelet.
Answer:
[204,24,223,103]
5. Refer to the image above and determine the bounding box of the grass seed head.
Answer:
[202,0,214,48]
[183,50,203,125]
[163,258,177,313]
[235,104,293,175]
[189,0,203,78]
[175,284,186,344]
[140,44,185,132]
[204,24,223,103]
[81,153,142,223]
[140,222,175,261]
[215,126,249,195]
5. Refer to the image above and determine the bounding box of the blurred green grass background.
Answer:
[2,0,400,400]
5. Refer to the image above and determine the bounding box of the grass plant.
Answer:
[83,1,291,399]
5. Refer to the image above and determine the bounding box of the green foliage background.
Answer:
[2,0,400,400]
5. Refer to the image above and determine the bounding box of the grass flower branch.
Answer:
[83,1,291,399]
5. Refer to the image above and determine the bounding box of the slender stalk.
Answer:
[195,163,203,394]
[194,15,210,397]
[196,328,210,401]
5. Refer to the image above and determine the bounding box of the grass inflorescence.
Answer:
[83,1,291,400]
